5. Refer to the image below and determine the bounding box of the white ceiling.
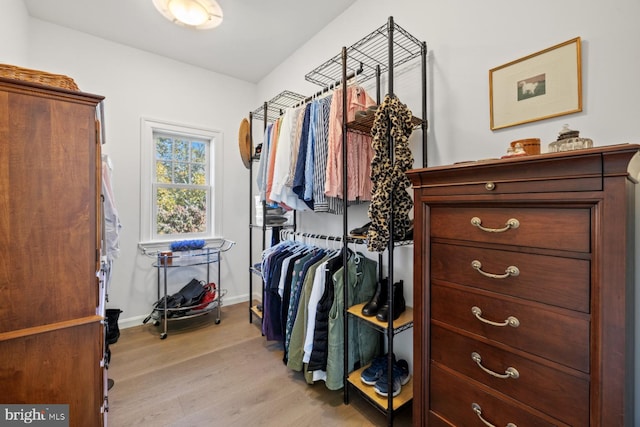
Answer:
[23,0,357,83]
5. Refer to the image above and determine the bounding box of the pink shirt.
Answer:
[324,86,376,201]
[265,118,281,204]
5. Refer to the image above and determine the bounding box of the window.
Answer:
[154,132,208,236]
[140,118,222,245]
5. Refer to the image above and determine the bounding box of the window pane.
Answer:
[174,139,189,162]
[191,163,205,184]
[174,162,189,184]
[156,137,172,160]
[191,141,206,163]
[156,160,173,183]
[156,187,207,234]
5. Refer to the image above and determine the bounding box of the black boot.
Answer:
[362,278,388,317]
[376,281,406,322]
[106,309,123,345]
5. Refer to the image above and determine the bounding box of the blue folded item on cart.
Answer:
[170,239,206,252]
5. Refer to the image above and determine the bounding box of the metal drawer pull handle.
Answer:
[471,352,520,379]
[471,216,519,233]
[472,403,517,427]
[471,260,520,279]
[471,306,520,328]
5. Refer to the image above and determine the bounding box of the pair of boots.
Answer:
[361,279,406,322]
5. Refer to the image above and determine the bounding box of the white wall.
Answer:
[0,0,29,66]
[259,0,640,161]
[17,19,258,327]
[256,0,640,422]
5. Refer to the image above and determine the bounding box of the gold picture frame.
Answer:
[489,37,582,130]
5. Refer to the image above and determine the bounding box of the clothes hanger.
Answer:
[351,239,361,265]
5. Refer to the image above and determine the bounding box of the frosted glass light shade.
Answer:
[152,0,223,29]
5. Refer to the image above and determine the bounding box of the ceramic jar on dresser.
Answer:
[408,144,639,427]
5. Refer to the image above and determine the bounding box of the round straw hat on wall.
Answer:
[238,118,251,169]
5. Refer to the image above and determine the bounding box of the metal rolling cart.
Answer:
[146,239,235,339]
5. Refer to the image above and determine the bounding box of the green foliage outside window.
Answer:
[155,135,208,235]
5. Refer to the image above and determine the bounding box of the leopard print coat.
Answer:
[367,94,414,252]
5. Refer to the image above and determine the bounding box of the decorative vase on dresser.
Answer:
[407,144,639,427]
[0,76,106,426]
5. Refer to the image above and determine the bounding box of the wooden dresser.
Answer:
[407,145,639,427]
[0,77,106,426]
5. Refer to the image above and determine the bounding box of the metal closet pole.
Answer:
[421,41,428,168]
[386,15,395,427]
[376,64,381,104]
[249,111,254,323]
[261,101,268,326]
[261,102,268,252]
[341,45,351,405]
[375,62,385,331]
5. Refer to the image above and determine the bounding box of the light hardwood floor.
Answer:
[107,302,412,426]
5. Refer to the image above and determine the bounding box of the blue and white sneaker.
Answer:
[374,359,410,397]
[360,353,396,385]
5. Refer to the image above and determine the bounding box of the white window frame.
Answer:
[139,118,223,250]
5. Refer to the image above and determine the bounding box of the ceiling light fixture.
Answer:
[152,0,223,30]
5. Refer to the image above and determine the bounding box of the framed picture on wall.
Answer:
[489,37,582,130]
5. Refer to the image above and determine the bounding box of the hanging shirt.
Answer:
[303,101,318,204]
[325,253,380,390]
[102,156,122,262]
[312,95,333,213]
[270,109,310,211]
[302,258,330,364]
[325,86,376,201]
[292,104,313,208]
[256,123,273,201]
[286,107,307,187]
[265,118,281,204]
[287,255,329,372]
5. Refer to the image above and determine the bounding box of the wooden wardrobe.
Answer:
[408,144,639,426]
[0,77,106,426]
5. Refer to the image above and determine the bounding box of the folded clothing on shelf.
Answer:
[266,205,284,214]
[255,196,293,226]
[265,216,289,226]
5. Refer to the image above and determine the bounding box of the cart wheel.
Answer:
[215,319,221,324]
[160,333,167,340]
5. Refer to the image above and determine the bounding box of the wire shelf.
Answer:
[305,20,423,88]
[252,90,306,122]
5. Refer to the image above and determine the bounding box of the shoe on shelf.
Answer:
[376,280,406,322]
[362,278,388,317]
[374,359,410,397]
[349,222,371,238]
[360,353,396,385]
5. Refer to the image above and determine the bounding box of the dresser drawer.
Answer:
[431,206,591,252]
[431,242,590,312]
[409,151,604,197]
[430,363,570,427]
[431,324,588,426]
[431,284,590,372]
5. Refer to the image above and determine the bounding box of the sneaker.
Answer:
[374,359,410,397]
[360,353,396,385]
